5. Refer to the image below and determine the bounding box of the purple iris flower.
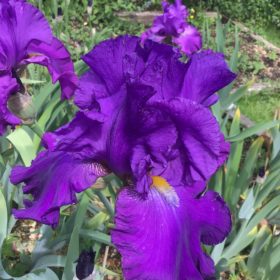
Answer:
[0,0,78,135]
[11,35,235,225]
[11,36,235,278]
[141,0,202,55]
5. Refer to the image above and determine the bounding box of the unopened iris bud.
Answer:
[55,7,63,23]
[8,93,36,124]
[87,0,93,15]
[57,7,63,17]
[75,249,95,280]
[258,166,265,178]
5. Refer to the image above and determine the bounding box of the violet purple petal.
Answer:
[0,0,52,68]
[131,98,229,189]
[10,112,109,227]
[80,36,235,107]
[0,73,20,135]
[141,0,202,55]
[172,24,202,55]
[11,151,102,227]
[22,37,78,99]
[112,186,231,280]
[0,0,77,134]
[182,50,237,106]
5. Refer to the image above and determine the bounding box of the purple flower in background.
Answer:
[10,35,234,278]
[0,0,78,135]
[141,0,202,55]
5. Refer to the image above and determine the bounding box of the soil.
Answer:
[239,31,280,83]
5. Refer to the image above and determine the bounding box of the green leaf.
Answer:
[0,189,8,241]
[80,230,112,246]
[239,189,255,220]
[247,195,280,233]
[211,240,225,264]
[86,212,109,230]
[215,15,225,53]
[247,226,272,275]
[18,268,59,280]
[224,108,243,204]
[255,170,280,207]
[229,108,241,136]
[0,189,11,279]
[221,82,252,110]
[211,101,222,124]
[229,25,239,72]
[219,25,239,105]
[227,121,280,142]
[33,82,59,113]
[21,78,46,85]
[62,194,89,280]
[7,127,36,166]
[235,137,264,194]
[223,195,280,260]
[33,255,66,270]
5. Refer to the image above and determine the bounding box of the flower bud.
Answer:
[8,92,36,124]
[87,0,93,15]
[75,249,95,280]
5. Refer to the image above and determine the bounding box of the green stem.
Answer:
[85,189,115,217]
[85,189,95,200]
[30,122,44,138]
[96,190,115,217]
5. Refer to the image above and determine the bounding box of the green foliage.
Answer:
[203,16,280,279]
[191,0,280,28]
[238,89,280,123]
[28,0,145,61]
[238,53,265,75]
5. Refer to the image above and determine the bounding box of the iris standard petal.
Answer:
[81,35,187,101]
[76,72,158,176]
[112,186,231,280]
[182,50,237,106]
[80,36,235,107]
[0,73,20,135]
[83,35,183,101]
[83,35,143,96]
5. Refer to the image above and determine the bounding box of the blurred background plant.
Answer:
[0,0,280,279]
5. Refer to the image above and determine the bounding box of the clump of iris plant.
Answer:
[141,0,202,55]
[8,0,237,279]
[0,0,77,135]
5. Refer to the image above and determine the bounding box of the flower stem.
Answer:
[30,122,44,138]
[85,189,115,218]
[95,190,115,217]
